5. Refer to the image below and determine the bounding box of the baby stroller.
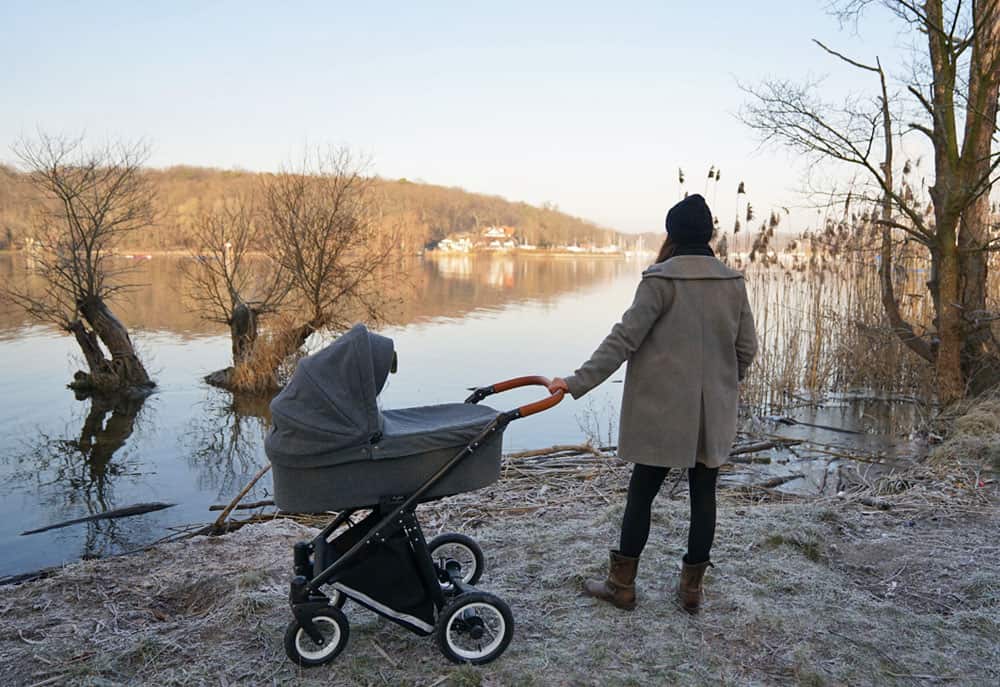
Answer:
[265,324,563,667]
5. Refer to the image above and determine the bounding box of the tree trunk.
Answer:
[65,319,120,392]
[956,0,1000,395]
[78,295,152,389]
[936,235,965,403]
[959,197,1000,394]
[230,301,258,364]
[66,319,110,374]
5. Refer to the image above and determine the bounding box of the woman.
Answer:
[548,194,757,614]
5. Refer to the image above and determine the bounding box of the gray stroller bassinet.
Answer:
[266,324,502,512]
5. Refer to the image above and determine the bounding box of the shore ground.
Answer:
[1,466,996,687]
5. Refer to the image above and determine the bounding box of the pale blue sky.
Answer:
[1,1,914,233]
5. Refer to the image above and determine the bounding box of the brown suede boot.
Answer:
[582,550,639,611]
[676,557,712,614]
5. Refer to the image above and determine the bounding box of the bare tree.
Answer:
[214,148,397,393]
[742,0,1000,402]
[4,134,156,392]
[181,196,288,372]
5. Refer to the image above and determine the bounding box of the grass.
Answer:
[762,533,824,562]
[931,394,1000,469]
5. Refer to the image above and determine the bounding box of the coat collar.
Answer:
[642,256,744,280]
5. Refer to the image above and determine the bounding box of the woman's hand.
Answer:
[547,377,569,395]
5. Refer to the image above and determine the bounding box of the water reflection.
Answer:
[0,253,632,336]
[9,393,150,559]
[1,252,635,576]
[182,389,272,498]
[388,254,634,325]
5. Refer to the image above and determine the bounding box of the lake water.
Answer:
[0,253,919,578]
[0,254,655,578]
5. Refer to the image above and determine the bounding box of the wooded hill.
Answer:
[0,165,636,252]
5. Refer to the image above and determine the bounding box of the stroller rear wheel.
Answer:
[284,608,350,667]
[428,533,484,587]
[435,591,514,664]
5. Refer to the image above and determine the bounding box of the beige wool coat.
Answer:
[564,256,758,468]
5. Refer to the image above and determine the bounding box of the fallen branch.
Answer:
[0,567,60,587]
[207,499,274,512]
[730,439,803,456]
[506,444,605,460]
[211,464,271,534]
[20,502,175,536]
[767,416,866,435]
[730,455,773,465]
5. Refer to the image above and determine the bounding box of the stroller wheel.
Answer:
[284,609,350,667]
[428,533,484,587]
[435,591,514,665]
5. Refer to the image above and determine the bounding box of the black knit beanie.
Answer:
[665,194,713,245]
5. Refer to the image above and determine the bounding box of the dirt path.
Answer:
[1,487,996,687]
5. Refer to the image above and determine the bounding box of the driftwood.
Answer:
[211,464,271,533]
[506,444,605,460]
[730,455,773,464]
[20,502,175,536]
[731,438,802,456]
[768,416,866,435]
[208,499,274,512]
[506,440,795,464]
[0,566,61,586]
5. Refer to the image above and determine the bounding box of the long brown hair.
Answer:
[655,235,676,263]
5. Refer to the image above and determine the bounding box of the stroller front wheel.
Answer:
[435,591,514,665]
[284,609,350,667]
[428,533,485,587]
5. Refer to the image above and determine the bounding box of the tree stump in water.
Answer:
[66,296,153,393]
[79,295,152,388]
[230,302,258,364]
[204,302,261,391]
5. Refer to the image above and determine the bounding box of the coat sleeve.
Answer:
[735,280,758,382]
[563,278,667,399]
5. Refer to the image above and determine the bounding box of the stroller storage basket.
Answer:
[315,510,437,634]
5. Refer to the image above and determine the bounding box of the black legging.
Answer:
[618,462,718,563]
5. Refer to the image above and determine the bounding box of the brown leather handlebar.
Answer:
[489,376,565,418]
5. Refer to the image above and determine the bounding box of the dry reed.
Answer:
[728,221,981,409]
[228,314,307,394]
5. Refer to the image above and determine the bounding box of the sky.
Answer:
[1,1,919,234]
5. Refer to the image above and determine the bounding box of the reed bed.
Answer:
[729,221,1000,409]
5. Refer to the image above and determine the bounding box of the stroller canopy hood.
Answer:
[269,324,395,457]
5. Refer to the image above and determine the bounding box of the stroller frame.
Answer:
[285,376,563,666]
